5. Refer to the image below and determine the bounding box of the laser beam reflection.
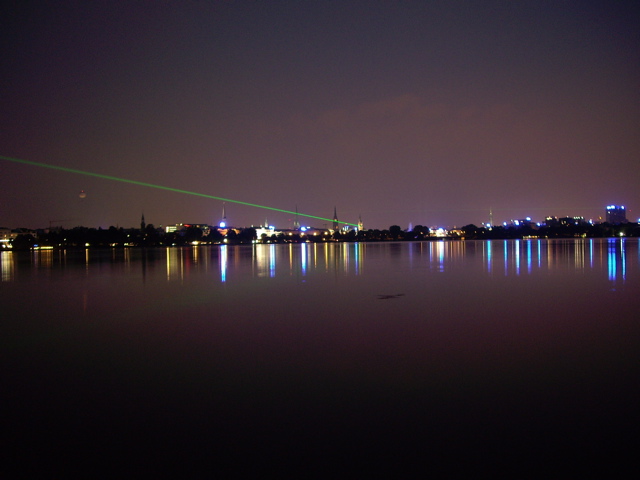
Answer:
[1,155,358,226]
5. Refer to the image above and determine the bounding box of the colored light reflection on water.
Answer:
[1,239,639,476]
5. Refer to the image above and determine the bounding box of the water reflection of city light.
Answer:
[1,251,13,281]
[574,240,585,270]
[269,244,275,278]
[504,240,508,275]
[86,239,637,285]
[620,238,626,282]
[33,249,53,269]
[339,243,347,274]
[220,245,228,282]
[301,242,307,276]
[288,244,294,273]
[607,238,618,283]
[537,239,542,268]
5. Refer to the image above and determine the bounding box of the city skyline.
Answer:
[1,1,638,230]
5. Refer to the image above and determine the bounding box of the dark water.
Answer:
[2,240,639,476]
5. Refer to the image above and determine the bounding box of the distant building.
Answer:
[509,217,536,228]
[0,227,17,248]
[165,223,211,236]
[606,205,627,224]
[559,216,587,226]
[545,216,586,226]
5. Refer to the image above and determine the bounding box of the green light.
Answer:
[1,155,357,226]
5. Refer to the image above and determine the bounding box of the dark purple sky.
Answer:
[2,1,638,230]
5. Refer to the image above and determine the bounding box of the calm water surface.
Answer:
[2,239,639,475]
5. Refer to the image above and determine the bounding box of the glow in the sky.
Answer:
[1,155,357,227]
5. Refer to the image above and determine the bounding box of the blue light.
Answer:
[269,244,275,277]
[219,221,226,228]
[220,245,227,282]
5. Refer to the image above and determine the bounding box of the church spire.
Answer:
[333,206,338,231]
[294,205,300,229]
[141,213,146,231]
[220,202,227,228]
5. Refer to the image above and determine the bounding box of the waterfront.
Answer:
[2,239,639,475]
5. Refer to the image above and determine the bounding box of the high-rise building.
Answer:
[606,205,627,224]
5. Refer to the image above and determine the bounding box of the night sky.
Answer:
[1,1,638,230]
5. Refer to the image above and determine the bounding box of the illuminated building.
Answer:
[560,216,586,226]
[165,223,211,236]
[0,227,18,248]
[606,205,627,224]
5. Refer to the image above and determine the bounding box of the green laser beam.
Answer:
[1,155,358,226]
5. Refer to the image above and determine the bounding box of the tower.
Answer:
[141,213,146,231]
[358,215,364,232]
[333,207,339,231]
[220,203,227,228]
[294,205,300,229]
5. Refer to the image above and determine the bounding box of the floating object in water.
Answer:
[376,293,405,300]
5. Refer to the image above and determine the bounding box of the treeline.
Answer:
[8,221,640,250]
[458,222,640,239]
[10,225,257,249]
